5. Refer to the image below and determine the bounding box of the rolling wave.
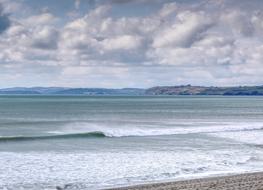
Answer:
[1,122,263,142]
[0,132,106,142]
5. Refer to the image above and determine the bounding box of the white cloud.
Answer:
[30,26,59,50]
[153,11,213,48]
[1,0,263,87]
[158,2,177,18]
[23,12,58,26]
[74,0,81,10]
[101,35,142,51]
[0,0,23,13]
[220,10,254,37]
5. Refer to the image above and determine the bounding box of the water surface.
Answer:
[1,96,263,189]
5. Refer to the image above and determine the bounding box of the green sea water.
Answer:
[1,96,263,189]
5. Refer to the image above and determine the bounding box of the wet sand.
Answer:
[106,172,263,190]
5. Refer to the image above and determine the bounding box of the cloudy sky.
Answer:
[0,0,263,88]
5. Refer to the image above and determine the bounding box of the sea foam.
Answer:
[48,122,263,138]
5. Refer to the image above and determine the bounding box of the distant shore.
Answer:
[2,85,263,95]
[106,172,263,190]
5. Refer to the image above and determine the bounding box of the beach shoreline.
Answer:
[105,172,263,190]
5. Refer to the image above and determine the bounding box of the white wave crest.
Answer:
[49,122,263,137]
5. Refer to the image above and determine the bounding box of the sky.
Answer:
[0,0,263,88]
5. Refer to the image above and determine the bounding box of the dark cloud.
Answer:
[0,5,11,34]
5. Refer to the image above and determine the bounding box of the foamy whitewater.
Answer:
[1,96,263,189]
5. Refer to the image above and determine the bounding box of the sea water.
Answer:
[1,96,263,189]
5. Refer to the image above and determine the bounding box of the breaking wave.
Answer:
[1,122,263,142]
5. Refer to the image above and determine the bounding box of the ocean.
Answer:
[1,96,263,189]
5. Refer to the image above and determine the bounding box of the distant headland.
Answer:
[1,85,263,95]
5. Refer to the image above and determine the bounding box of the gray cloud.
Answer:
[30,27,59,50]
[0,5,11,34]
[108,0,173,4]
[1,0,263,87]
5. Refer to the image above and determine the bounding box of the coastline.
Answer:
[105,172,263,190]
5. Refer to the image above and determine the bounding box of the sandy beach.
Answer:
[106,172,263,190]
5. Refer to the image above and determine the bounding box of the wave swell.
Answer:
[1,122,263,142]
[0,132,106,142]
